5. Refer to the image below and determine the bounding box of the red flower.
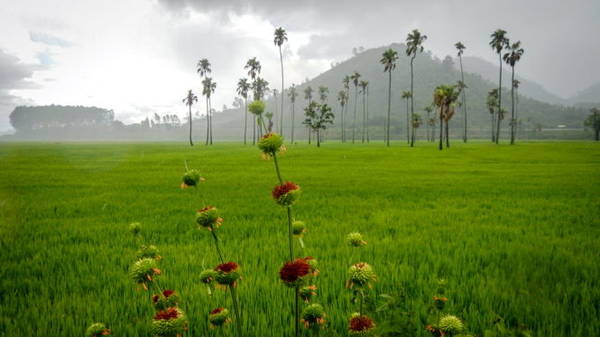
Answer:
[210,307,225,315]
[163,289,174,298]
[215,262,239,273]
[349,315,374,332]
[198,206,214,213]
[272,182,299,200]
[154,307,179,320]
[280,258,311,283]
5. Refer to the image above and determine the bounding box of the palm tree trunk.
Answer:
[496,53,503,144]
[438,109,443,150]
[410,56,415,147]
[205,98,209,145]
[279,46,284,135]
[209,97,213,145]
[406,99,410,144]
[491,112,496,142]
[341,103,345,143]
[253,113,256,145]
[445,120,450,148]
[362,91,366,143]
[188,105,193,146]
[243,98,248,145]
[460,55,467,143]
[353,87,357,144]
[510,66,515,145]
[317,129,320,147]
[386,71,391,147]
[366,87,370,142]
[291,101,295,143]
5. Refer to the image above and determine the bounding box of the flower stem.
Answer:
[287,207,294,261]
[272,153,283,184]
[230,284,243,337]
[295,286,300,337]
[359,290,364,316]
[211,230,225,264]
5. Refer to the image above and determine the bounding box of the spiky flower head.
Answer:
[346,262,376,289]
[152,290,179,311]
[299,285,318,302]
[151,307,188,337]
[258,132,284,154]
[348,314,375,336]
[181,169,203,188]
[200,269,217,284]
[208,307,230,327]
[301,303,326,330]
[129,222,142,236]
[347,232,367,247]
[195,206,223,230]
[292,221,307,236]
[433,296,448,311]
[439,315,464,334]
[280,257,318,287]
[272,182,301,206]
[129,258,161,288]
[248,100,265,116]
[85,323,111,337]
[214,262,240,286]
[137,244,161,260]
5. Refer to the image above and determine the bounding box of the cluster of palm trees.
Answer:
[182,26,526,148]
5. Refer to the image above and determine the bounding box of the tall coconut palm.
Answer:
[433,84,461,150]
[381,48,398,146]
[342,75,351,142]
[490,29,509,143]
[304,86,313,143]
[274,27,288,134]
[245,58,261,144]
[366,83,370,142]
[503,41,524,145]
[202,77,216,145]
[359,80,369,143]
[406,29,427,147]
[318,85,329,103]
[288,84,298,143]
[401,91,412,144]
[182,89,197,146]
[197,58,212,145]
[337,90,348,142]
[513,79,521,138]
[350,71,361,144]
[237,78,251,144]
[455,42,468,142]
[487,88,499,141]
[424,105,433,141]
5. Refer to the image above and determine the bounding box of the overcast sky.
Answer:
[0,0,598,131]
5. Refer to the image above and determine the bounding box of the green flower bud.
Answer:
[196,206,222,230]
[137,245,160,260]
[301,303,326,329]
[85,322,110,337]
[439,315,464,334]
[208,308,230,327]
[214,262,240,286]
[346,232,367,247]
[292,221,306,236]
[199,269,217,284]
[181,169,202,187]
[347,263,376,288]
[129,222,141,236]
[258,132,284,154]
[129,258,160,286]
[151,308,188,337]
[299,285,318,302]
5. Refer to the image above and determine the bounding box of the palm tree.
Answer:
[337,90,348,142]
[513,79,521,138]
[350,71,361,144]
[318,86,329,103]
[359,80,369,143]
[196,58,211,77]
[245,57,262,143]
[412,113,422,142]
[202,77,216,145]
[503,41,524,145]
[182,89,198,146]
[303,101,334,147]
[288,84,298,143]
[342,75,351,142]
[401,91,412,144]
[406,29,427,147]
[487,88,499,141]
[584,107,600,141]
[490,29,510,143]
[424,105,433,141]
[237,78,251,144]
[197,58,212,145]
[380,48,398,146]
[274,27,288,135]
[304,86,313,143]
[433,84,461,150]
[455,42,468,142]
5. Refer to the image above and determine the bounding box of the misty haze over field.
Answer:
[0,0,598,134]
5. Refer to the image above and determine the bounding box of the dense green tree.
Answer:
[303,101,334,147]
[406,29,427,147]
[489,29,510,143]
[433,84,461,150]
[350,71,361,143]
[182,89,198,146]
[401,91,412,144]
[274,27,288,134]
[236,78,251,144]
[380,48,399,147]
[503,41,525,145]
[455,41,468,142]
[584,107,600,141]
[359,80,369,143]
[288,84,298,143]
